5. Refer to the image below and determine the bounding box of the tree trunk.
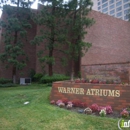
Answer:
[13,66,16,84]
[13,31,18,83]
[48,5,55,76]
[71,60,74,82]
[48,50,53,76]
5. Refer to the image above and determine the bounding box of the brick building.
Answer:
[81,10,130,84]
[0,7,130,83]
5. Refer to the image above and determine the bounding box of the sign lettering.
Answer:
[58,87,120,97]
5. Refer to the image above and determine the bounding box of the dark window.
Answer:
[102,2,108,8]
[124,9,129,14]
[116,12,122,17]
[102,7,108,13]
[98,2,100,5]
[110,4,115,9]
[98,6,101,10]
[102,0,107,4]
[123,0,129,3]
[110,9,115,14]
[110,0,114,4]
[25,78,31,83]
[124,3,130,9]
[116,1,122,7]
[124,15,129,20]
[116,6,122,12]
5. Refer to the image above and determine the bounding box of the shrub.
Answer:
[0,83,17,87]
[0,78,12,84]
[50,100,55,105]
[33,73,43,82]
[62,99,69,105]
[99,109,106,117]
[72,100,81,107]
[40,74,70,83]
[58,103,65,108]
[29,69,36,81]
[120,109,129,118]
[106,105,113,114]
[66,103,73,109]
[98,106,106,112]
[79,102,87,108]
[90,103,99,112]
[56,100,62,105]
[84,107,92,115]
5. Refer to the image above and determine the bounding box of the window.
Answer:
[110,0,114,4]
[102,0,107,4]
[98,2,100,5]
[124,9,129,14]
[124,15,129,20]
[102,7,108,13]
[110,4,115,9]
[124,3,130,9]
[110,10,115,14]
[116,12,122,17]
[116,1,122,7]
[123,0,129,3]
[102,2,108,8]
[116,6,122,12]
[98,6,101,10]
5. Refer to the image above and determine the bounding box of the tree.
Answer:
[31,0,69,76]
[64,0,94,81]
[0,0,34,83]
[31,0,94,78]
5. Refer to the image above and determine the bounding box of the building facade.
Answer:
[81,10,130,84]
[0,6,130,83]
[92,0,130,21]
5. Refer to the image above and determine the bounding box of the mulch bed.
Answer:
[58,106,122,119]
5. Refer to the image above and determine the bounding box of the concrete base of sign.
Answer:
[50,81,130,111]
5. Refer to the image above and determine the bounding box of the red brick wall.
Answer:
[82,10,130,65]
[81,63,130,83]
[50,81,130,111]
[81,10,130,84]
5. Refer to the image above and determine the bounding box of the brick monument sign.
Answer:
[50,81,130,111]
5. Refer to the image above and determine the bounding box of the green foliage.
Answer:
[33,73,43,82]
[0,5,31,68]
[64,0,94,61]
[0,78,12,84]
[31,0,72,76]
[38,56,55,65]
[40,74,70,83]
[0,1,34,83]
[0,83,17,87]
[28,69,36,81]
[31,0,94,77]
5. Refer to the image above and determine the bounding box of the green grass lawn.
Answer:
[0,84,127,130]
